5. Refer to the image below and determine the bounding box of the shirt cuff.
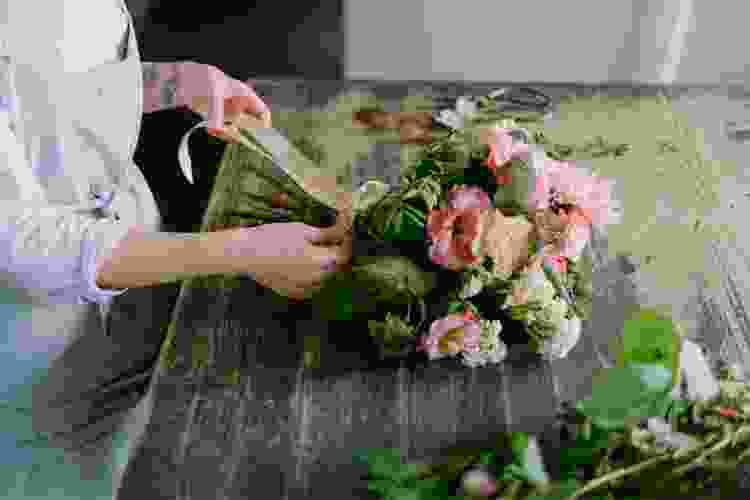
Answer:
[79,221,135,305]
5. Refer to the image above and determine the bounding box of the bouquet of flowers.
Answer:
[354,310,750,500]
[205,88,622,365]
[308,105,621,364]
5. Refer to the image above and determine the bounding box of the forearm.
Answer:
[141,61,180,114]
[95,228,239,289]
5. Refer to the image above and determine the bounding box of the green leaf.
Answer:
[506,432,550,485]
[383,203,427,241]
[574,363,675,431]
[557,424,611,478]
[499,463,526,481]
[415,159,437,179]
[667,398,691,420]
[477,450,497,467]
[354,180,391,214]
[447,302,464,315]
[364,448,410,479]
[617,307,682,389]
[367,478,398,496]
[510,432,530,461]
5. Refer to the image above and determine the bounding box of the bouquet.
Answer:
[309,103,621,365]
[354,309,750,500]
[206,88,622,365]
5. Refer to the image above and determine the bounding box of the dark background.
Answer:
[125,0,344,81]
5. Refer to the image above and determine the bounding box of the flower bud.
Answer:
[461,467,498,497]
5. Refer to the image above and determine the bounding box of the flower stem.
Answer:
[565,453,673,500]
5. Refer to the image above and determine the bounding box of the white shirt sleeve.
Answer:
[0,56,132,307]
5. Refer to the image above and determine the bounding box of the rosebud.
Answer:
[461,468,498,497]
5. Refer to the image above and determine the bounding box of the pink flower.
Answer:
[480,126,530,185]
[529,160,619,227]
[427,208,485,271]
[418,314,482,360]
[534,208,592,260]
[559,217,591,259]
[546,253,568,274]
[448,185,492,210]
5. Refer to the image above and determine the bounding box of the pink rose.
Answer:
[418,314,482,360]
[480,126,530,185]
[427,208,485,271]
[448,185,492,210]
[529,159,619,227]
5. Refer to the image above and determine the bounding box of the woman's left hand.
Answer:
[175,61,272,143]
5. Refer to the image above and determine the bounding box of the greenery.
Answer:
[355,309,750,500]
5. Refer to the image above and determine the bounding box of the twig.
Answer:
[565,453,673,500]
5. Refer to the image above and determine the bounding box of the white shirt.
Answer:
[55,0,129,73]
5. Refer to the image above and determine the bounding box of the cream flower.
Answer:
[540,314,582,360]
[461,320,508,368]
[505,260,555,308]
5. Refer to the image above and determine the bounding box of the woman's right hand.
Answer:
[222,221,352,300]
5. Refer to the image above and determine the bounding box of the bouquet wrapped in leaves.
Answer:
[203,89,622,365]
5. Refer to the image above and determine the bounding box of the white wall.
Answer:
[345,0,746,85]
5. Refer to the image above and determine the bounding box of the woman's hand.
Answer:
[174,61,272,142]
[222,222,352,301]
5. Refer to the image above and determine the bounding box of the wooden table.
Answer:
[117,79,750,500]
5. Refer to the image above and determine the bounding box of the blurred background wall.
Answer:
[126,0,748,85]
[345,0,747,85]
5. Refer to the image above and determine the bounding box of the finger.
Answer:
[207,78,228,131]
[208,126,242,145]
[207,127,235,143]
[229,79,271,117]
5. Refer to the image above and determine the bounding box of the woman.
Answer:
[0,0,351,497]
